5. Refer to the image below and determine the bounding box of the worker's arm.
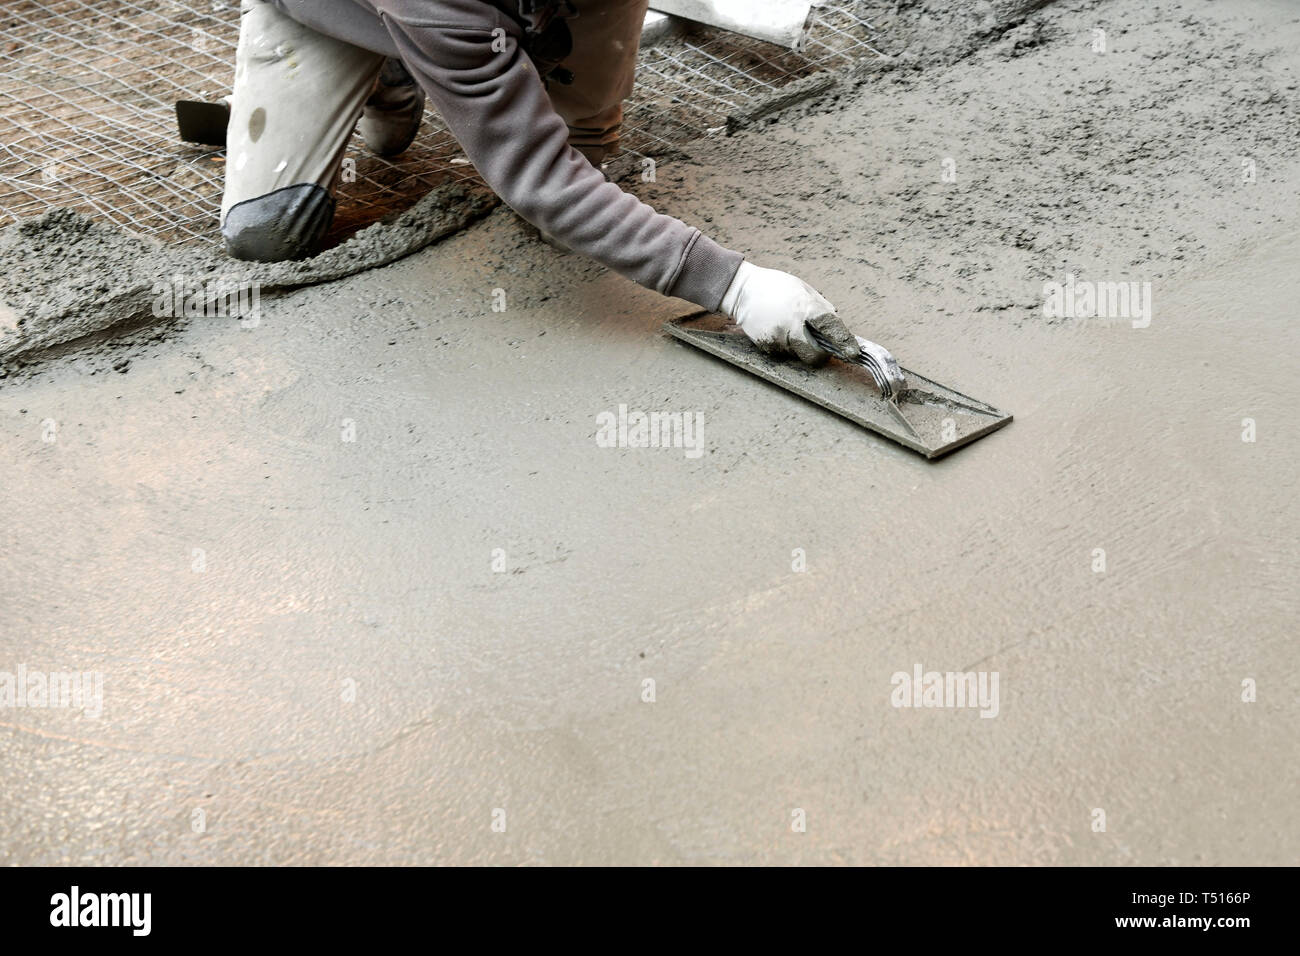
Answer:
[379,4,736,309]
[378,1,853,358]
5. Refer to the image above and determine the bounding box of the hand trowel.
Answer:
[664,312,1012,459]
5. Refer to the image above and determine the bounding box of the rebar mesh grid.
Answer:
[626,2,886,153]
[0,1,886,246]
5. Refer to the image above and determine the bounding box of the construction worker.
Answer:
[221,0,857,362]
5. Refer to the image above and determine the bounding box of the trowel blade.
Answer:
[664,313,1012,459]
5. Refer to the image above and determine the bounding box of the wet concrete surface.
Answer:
[1,0,1297,864]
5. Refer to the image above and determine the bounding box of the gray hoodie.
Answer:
[271,0,744,311]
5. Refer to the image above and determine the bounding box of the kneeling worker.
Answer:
[221,0,857,362]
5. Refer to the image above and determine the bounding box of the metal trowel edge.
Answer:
[664,313,1012,459]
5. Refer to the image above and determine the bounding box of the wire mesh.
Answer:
[0,1,886,246]
[626,2,886,153]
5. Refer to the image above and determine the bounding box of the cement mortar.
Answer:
[0,183,497,369]
[0,0,1297,865]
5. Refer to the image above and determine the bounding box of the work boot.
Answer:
[358,59,425,158]
[572,143,610,168]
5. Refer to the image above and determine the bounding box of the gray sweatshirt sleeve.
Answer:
[375,0,744,311]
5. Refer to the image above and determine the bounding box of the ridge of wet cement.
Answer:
[0,182,497,371]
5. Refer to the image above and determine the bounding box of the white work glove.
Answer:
[719,261,857,364]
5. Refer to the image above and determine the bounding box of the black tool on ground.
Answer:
[176,100,231,147]
[665,312,1012,459]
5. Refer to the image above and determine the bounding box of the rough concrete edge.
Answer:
[0,182,499,373]
[0,278,160,371]
[216,181,499,292]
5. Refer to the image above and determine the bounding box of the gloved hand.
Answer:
[719,261,858,364]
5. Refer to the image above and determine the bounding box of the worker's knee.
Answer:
[221,183,334,262]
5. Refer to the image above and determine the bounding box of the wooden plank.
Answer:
[649,0,815,50]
